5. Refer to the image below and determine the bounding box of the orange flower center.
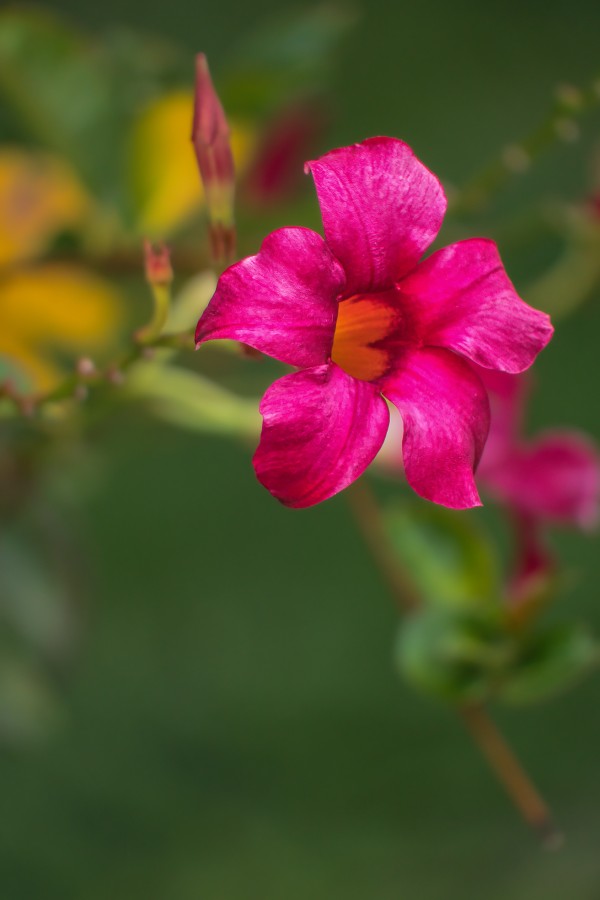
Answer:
[331,293,397,382]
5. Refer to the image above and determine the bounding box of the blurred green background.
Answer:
[2,1,600,898]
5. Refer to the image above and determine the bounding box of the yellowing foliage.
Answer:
[0,150,89,269]
[129,90,254,237]
[0,265,122,391]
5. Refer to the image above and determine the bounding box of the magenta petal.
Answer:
[399,239,553,373]
[253,363,389,508]
[473,366,530,472]
[195,227,344,368]
[383,347,490,509]
[482,433,600,529]
[306,137,446,294]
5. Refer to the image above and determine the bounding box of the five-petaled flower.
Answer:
[196,137,553,509]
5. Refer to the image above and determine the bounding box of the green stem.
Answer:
[451,79,600,216]
[136,283,171,345]
[35,328,195,410]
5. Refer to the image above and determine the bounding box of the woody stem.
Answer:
[459,704,562,848]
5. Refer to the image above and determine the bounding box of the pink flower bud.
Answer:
[191,53,236,261]
[143,240,173,286]
[244,100,328,205]
[507,512,556,610]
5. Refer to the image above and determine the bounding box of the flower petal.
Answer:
[195,227,344,368]
[253,363,389,508]
[473,366,530,472]
[481,432,600,529]
[383,347,490,509]
[306,137,446,294]
[398,239,553,373]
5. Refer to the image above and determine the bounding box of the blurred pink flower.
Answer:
[243,100,328,205]
[196,137,553,509]
[476,367,600,530]
[475,366,600,598]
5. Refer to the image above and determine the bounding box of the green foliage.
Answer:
[0,531,74,657]
[0,9,189,218]
[0,525,75,746]
[0,9,123,198]
[499,622,599,705]
[396,607,599,707]
[125,362,261,439]
[395,607,508,703]
[220,4,357,116]
[383,501,499,611]
[387,499,598,707]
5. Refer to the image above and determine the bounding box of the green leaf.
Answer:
[499,622,599,705]
[0,11,185,210]
[0,648,63,746]
[383,501,499,611]
[0,9,117,196]
[126,362,261,439]
[525,211,600,321]
[0,529,76,658]
[395,608,510,704]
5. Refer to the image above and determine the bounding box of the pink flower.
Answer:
[196,137,553,509]
[475,367,600,599]
[476,367,600,530]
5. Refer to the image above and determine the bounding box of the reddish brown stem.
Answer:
[460,705,563,849]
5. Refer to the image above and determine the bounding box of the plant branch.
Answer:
[460,704,563,849]
[451,78,600,216]
[34,329,195,411]
[346,476,562,847]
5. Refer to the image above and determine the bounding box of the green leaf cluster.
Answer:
[387,501,598,706]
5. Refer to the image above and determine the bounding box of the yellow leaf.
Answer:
[0,149,89,269]
[0,264,122,391]
[128,90,254,237]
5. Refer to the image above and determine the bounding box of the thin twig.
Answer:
[451,78,600,216]
[460,705,563,849]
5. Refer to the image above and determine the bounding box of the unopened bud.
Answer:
[106,366,125,386]
[555,83,584,112]
[137,240,173,344]
[76,357,96,378]
[191,53,236,261]
[144,240,173,286]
